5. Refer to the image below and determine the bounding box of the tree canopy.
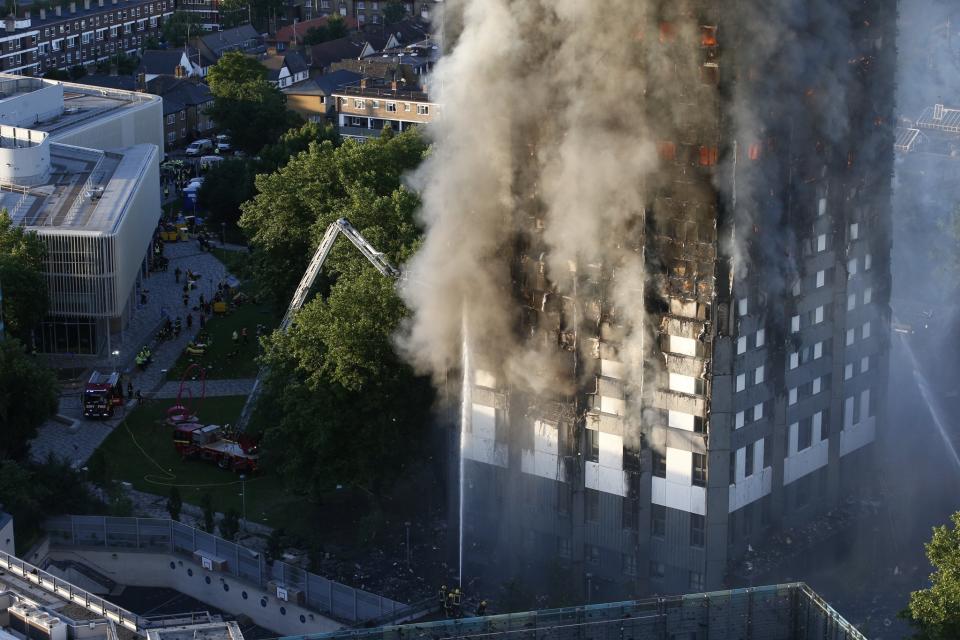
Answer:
[161,11,201,48]
[302,15,349,45]
[198,121,341,227]
[384,1,406,24]
[240,129,433,498]
[0,456,104,552]
[0,338,58,461]
[905,511,960,639]
[206,52,302,153]
[0,209,48,344]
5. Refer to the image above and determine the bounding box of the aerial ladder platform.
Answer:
[237,218,400,430]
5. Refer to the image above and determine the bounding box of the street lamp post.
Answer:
[221,222,226,247]
[404,521,411,567]
[239,474,247,531]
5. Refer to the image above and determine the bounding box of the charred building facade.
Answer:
[446,0,897,603]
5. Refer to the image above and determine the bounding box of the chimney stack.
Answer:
[54,5,61,16]
[98,0,103,6]
[39,7,45,19]
[934,104,945,122]
[69,2,76,14]
[83,0,90,9]
[360,78,367,89]
[390,80,397,92]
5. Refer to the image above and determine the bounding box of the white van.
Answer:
[185,139,213,156]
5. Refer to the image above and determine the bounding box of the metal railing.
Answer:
[280,583,866,640]
[0,549,142,632]
[46,516,407,626]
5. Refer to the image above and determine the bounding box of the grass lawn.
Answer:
[166,293,276,380]
[210,247,253,281]
[97,396,305,530]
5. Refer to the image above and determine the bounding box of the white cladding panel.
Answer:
[464,404,507,467]
[668,410,695,431]
[601,359,625,379]
[669,335,697,357]
[521,420,564,481]
[651,476,706,516]
[840,415,876,457]
[668,373,696,395]
[728,467,772,512]
[600,396,625,416]
[784,438,829,485]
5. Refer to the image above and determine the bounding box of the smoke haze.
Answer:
[400,0,663,396]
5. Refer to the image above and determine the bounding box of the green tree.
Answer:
[302,26,330,46]
[0,457,105,552]
[42,69,70,81]
[325,14,348,39]
[239,129,433,499]
[201,492,215,532]
[166,486,183,521]
[198,159,257,226]
[216,0,247,29]
[0,339,58,461]
[162,11,201,48]
[239,129,426,310]
[257,120,341,172]
[0,209,48,343]
[219,507,241,541]
[206,52,302,153]
[383,0,406,23]
[905,512,960,639]
[266,527,285,562]
[86,447,114,487]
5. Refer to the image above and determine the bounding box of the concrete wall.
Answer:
[0,81,63,126]
[53,94,164,157]
[45,549,342,637]
[111,144,160,325]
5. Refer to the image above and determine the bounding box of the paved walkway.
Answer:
[30,240,251,466]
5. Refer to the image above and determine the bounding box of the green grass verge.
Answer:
[210,247,253,281]
[166,294,276,380]
[97,396,304,530]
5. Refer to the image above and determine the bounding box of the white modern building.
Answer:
[0,75,163,354]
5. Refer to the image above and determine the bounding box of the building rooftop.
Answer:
[917,104,960,133]
[138,49,200,77]
[334,82,431,103]
[0,76,157,140]
[308,37,371,69]
[10,143,153,234]
[147,622,245,640]
[282,70,363,96]
[199,25,262,58]
[271,15,359,45]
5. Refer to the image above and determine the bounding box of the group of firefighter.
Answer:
[438,585,487,619]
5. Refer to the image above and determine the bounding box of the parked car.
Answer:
[185,139,213,156]
[216,134,232,153]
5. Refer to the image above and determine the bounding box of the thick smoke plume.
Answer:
[401,0,665,394]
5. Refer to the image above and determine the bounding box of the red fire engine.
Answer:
[83,371,124,418]
[173,423,259,473]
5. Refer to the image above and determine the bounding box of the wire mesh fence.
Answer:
[279,583,865,640]
[45,515,409,625]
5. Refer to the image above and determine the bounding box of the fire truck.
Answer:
[83,371,124,418]
[173,423,260,473]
